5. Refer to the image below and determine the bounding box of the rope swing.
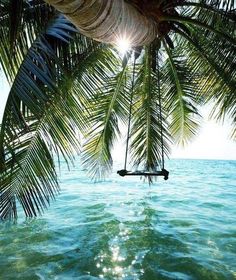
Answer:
[117,49,169,180]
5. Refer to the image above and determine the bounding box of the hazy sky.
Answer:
[171,109,236,160]
[1,74,235,160]
[0,73,8,123]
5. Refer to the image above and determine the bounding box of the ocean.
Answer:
[0,159,236,280]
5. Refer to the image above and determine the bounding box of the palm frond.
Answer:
[0,15,100,219]
[163,14,235,45]
[175,25,236,139]
[82,52,130,179]
[0,0,55,82]
[8,0,24,50]
[130,46,171,177]
[162,39,202,145]
[206,0,235,11]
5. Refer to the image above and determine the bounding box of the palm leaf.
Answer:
[162,38,202,145]
[174,24,236,139]
[0,0,55,82]
[82,52,130,179]
[130,46,171,178]
[0,15,101,219]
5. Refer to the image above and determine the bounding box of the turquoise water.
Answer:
[0,159,236,280]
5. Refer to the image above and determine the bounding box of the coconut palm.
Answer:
[0,0,235,219]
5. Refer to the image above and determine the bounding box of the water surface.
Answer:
[0,159,236,279]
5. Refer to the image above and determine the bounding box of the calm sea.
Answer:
[0,159,236,280]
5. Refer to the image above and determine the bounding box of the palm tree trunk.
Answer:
[44,0,158,46]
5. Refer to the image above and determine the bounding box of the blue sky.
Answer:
[1,73,236,160]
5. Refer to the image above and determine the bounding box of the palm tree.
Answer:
[0,0,235,219]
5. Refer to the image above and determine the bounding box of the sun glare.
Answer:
[116,38,131,56]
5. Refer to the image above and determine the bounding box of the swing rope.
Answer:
[117,48,169,180]
[124,53,137,170]
[157,52,165,170]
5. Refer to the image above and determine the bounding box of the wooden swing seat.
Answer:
[117,169,169,180]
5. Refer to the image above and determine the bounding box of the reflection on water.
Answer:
[0,159,236,279]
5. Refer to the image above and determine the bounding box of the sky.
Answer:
[1,73,236,161]
[171,109,236,160]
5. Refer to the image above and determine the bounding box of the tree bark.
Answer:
[44,0,158,46]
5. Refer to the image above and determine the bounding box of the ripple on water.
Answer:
[0,159,236,279]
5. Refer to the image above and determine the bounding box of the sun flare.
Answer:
[116,37,131,55]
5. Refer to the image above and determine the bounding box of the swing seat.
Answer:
[117,168,169,180]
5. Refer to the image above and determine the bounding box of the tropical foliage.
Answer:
[0,0,235,219]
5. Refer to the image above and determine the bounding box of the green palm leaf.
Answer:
[82,52,130,179]
[130,46,171,177]
[0,15,101,219]
[174,25,235,139]
[0,0,55,82]
[162,39,202,145]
